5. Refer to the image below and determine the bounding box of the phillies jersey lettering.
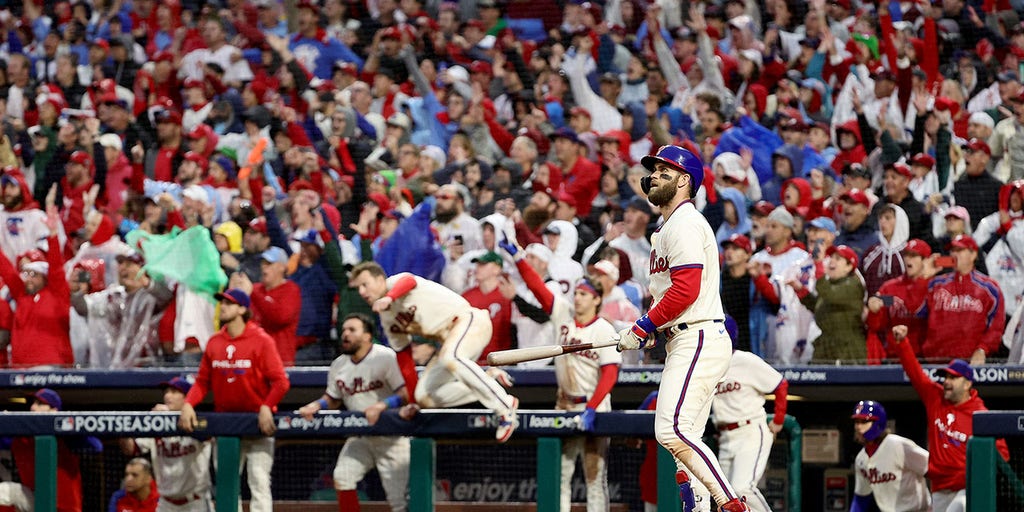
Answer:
[551,296,621,406]
[390,306,419,334]
[649,251,670,274]
[156,438,198,458]
[715,381,742,395]
[710,350,783,424]
[860,467,897,484]
[934,415,969,446]
[853,433,930,512]
[337,377,385,396]
[379,273,472,350]
[327,344,406,412]
[135,436,212,499]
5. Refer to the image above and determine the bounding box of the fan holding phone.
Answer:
[865,239,934,360]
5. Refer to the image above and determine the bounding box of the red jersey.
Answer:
[0,236,73,367]
[186,321,291,412]
[11,437,83,512]
[897,341,1009,491]
[462,285,512,364]
[108,479,159,512]
[866,274,929,357]
[60,177,94,235]
[919,270,1005,361]
[250,281,302,366]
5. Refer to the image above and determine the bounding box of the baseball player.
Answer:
[616,145,749,512]
[711,317,788,512]
[121,377,213,512]
[178,288,291,512]
[502,238,621,511]
[850,400,930,512]
[349,262,519,442]
[298,313,413,512]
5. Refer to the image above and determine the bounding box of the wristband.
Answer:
[383,395,403,409]
[317,398,329,409]
[634,315,656,336]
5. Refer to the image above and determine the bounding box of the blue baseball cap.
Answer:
[807,217,838,235]
[214,288,251,309]
[33,388,62,410]
[938,359,974,382]
[160,376,192,394]
[260,246,288,264]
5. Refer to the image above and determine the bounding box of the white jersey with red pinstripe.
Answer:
[647,201,724,326]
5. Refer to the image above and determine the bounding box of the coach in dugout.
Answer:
[892,326,1009,512]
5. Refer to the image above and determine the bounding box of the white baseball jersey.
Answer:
[551,296,621,408]
[433,212,485,254]
[854,433,931,512]
[381,273,472,350]
[134,436,212,499]
[326,344,406,411]
[711,350,783,424]
[648,202,724,327]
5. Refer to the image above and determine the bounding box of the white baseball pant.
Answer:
[932,489,966,512]
[655,323,739,507]
[215,437,274,512]
[0,482,32,512]
[560,436,609,512]
[157,494,213,512]
[334,436,410,512]
[415,309,515,415]
[718,421,773,512]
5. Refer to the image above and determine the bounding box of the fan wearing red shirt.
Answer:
[549,128,601,217]
[249,246,302,365]
[179,288,290,512]
[461,252,513,363]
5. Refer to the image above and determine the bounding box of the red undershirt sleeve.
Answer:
[386,275,418,300]
[586,364,620,409]
[753,274,780,305]
[772,380,788,425]
[395,347,419,405]
[646,266,702,327]
[515,259,555,314]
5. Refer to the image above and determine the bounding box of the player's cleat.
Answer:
[676,471,696,511]
[720,498,750,511]
[487,367,515,388]
[495,397,519,443]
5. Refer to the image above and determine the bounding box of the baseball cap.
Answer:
[115,251,145,265]
[160,376,192,394]
[807,216,838,235]
[968,112,995,129]
[260,246,289,264]
[840,188,871,207]
[997,70,1020,83]
[938,359,974,381]
[767,206,795,229]
[68,150,92,168]
[155,109,182,125]
[471,251,504,266]
[901,238,932,258]
[722,233,754,253]
[911,153,936,169]
[214,288,251,308]
[98,133,123,151]
[247,217,268,234]
[963,138,992,156]
[593,260,619,282]
[948,234,979,252]
[843,163,872,180]
[524,243,553,263]
[886,162,913,178]
[469,60,493,76]
[549,126,582,145]
[826,244,859,267]
[944,206,971,224]
[625,197,653,216]
[33,388,62,410]
[569,106,591,119]
[294,229,324,247]
[871,66,895,82]
[599,72,622,85]
[750,200,775,217]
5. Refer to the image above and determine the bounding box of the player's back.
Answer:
[711,350,782,424]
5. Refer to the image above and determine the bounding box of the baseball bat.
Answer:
[487,339,620,366]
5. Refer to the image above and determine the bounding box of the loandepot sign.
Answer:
[54,415,178,434]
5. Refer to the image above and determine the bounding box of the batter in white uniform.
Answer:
[299,313,412,511]
[617,145,749,512]
[711,320,789,512]
[850,400,930,512]
[349,262,519,442]
[121,377,213,512]
[506,238,621,511]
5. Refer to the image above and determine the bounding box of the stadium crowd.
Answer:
[0,0,1022,369]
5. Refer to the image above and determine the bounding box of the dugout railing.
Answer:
[968,411,1024,511]
[0,410,802,512]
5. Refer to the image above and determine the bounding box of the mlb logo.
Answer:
[54,417,75,432]
[468,415,491,428]
[11,375,24,385]
[277,417,291,430]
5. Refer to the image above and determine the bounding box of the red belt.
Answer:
[164,494,201,506]
[718,419,753,431]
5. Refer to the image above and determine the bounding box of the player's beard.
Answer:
[647,174,680,207]
[434,205,458,224]
[339,340,359,355]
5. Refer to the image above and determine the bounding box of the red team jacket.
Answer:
[897,341,1009,491]
[919,270,1005,360]
[0,235,73,367]
[186,322,291,412]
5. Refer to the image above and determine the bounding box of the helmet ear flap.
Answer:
[640,176,653,195]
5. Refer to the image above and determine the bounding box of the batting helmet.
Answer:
[851,400,887,441]
[639,145,704,195]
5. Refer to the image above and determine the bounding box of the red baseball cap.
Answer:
[723,233,754,253]
[826,244,859,267]
[247,217,268,235]
[153,51,175,64]
[948,234,979,252]
[840,188,871,207]
[901,238,932,258]
[469,60,493,76]
[911,153,935,169]
[296,0,320,15]
[886,162,913,178]
[183,151,208,170]
[155,109,182,125]
[569,106,591,119]
[555,186,577,207]
[183,77,205,89]
[68,150,92,169]
[963,138,991,156]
